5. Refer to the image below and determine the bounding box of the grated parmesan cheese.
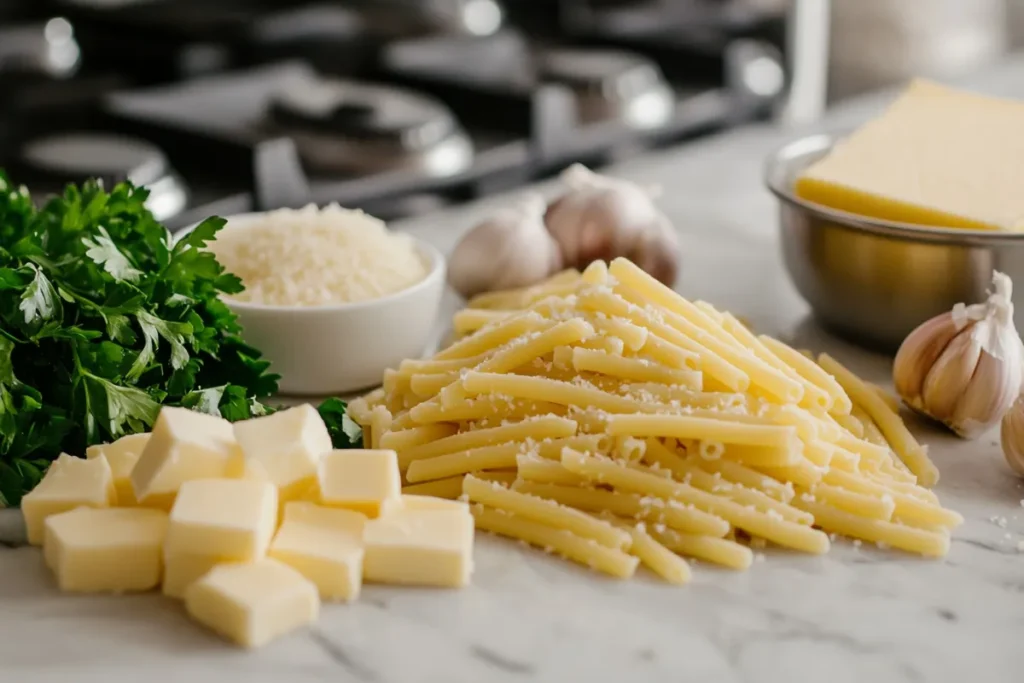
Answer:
[207,204,429,306]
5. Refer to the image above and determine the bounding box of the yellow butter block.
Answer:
[796,80,1024,231]
[87,433,150,506]
[163,552,224,599]
[185,559,320,649]
[318,449,401,518]
[165,479,278,560]
[363,507,474,588]
[44,507,168,593]
[130,407,243,509]
[22,454,116,545]
[234,404,332,504]
[269,503,364,602]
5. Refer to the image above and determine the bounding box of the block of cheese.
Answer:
[165,479,278,560]
[163,552,224,599]
[317,449,401,518]
[21,454,116,545]
[795,80,1024,231]
[130,407,242,509]
[363,506,474,587]
[87,433,151,506]
[43,507,168,593]
[269,502,365,601]
[185,558,320,649]
[234,404,332,504]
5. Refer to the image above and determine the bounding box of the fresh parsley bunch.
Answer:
[0,172,360,505]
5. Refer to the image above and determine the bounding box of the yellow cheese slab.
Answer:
[130,407,243,509]
[185,559,320,649]
[796,80,1024,231]
[165,479,278,560]
[22,454,116,545]
[270,503,365,601]
[317,449,401,518]
[234,404,332,504]
[87,433,150,506]
[363,507,474,588]
[43,507,168,593]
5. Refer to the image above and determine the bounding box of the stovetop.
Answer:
[0,0,788,228]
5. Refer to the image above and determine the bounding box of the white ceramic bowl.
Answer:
[178,212,446,396]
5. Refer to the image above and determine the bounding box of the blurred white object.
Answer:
[779,0,831,125]
[829,0,1007,100]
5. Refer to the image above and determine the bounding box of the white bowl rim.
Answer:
[173,210,447,315]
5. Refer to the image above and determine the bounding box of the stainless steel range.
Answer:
[0,0,789,227]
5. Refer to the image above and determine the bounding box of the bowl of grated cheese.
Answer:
[179,204,445,395]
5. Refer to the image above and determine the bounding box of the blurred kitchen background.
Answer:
[1,0,1021,229]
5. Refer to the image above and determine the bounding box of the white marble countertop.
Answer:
[6,60,1024,683]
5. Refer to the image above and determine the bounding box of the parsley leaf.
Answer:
[0,171,363,504]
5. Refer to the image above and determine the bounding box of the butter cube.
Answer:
[22,454,116,545]
[185,558,320,649]
[364,507,474,588]
[318,449,400,518]
[130,407,242,509]
[163,552,224,599]
[87,433,150,506]
[44,507,168,593]
[269,502,365,601]
[234,404,332,503]
[166,479,278,560]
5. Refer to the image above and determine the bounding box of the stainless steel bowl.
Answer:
[765,132,1024,352]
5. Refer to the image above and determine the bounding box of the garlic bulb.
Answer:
[893,271,1024,439]
[544,164,680,285]
[1000,398,1024,476]
[447,194,563,299]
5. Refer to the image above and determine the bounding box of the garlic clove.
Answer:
[545,164,679,284]
[1001,398,1024,476]
[628,213,680,287]
[447,194,563,299]
[919,329,982,423]
[952,335,1023,438]
[892,270,1024,439]
[893,312,960,408]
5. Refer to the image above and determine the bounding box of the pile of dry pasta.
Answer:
[347,258,962,584]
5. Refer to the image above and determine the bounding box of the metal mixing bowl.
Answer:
[765,132,1024,352]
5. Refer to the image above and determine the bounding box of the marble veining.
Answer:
[5,60,1024,682]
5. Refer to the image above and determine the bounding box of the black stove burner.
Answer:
[268,74,475,178]
[20,132,190,221]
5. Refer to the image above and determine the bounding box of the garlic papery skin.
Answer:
[893,271,1024,439]
[1000,398,1024,476]
[545,164,680,285]
[447,194,563,299]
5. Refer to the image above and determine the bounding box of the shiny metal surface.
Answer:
[765,132,1024,351]
[537,48,675,130]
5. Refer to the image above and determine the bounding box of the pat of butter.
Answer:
[796,80,1024,231]
[130,407,242,509]
[44,507,168,593]
[234,404,332,504]
[165,479,278,560]
[185,558,320,649]
[269,502,365,602]
[87,433,150,506]
[363,507,474,588]
[22,454,116,545]
[317,449,400,518]
[163,552,224,600]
